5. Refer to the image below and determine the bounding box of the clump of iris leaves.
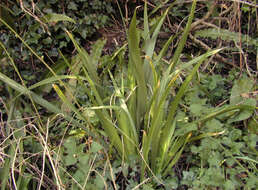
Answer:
[0,1,257,190]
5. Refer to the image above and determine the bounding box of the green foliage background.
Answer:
[0,0,114,64]
[0,0,257,189]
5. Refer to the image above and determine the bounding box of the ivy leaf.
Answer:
[247,116,258,134]
[175,123,198,136]
[230,77,254,105]
[94,175,105,189]
[189,103,203,116]
[229,129,241,141]
[64,154,77,166]
[204,119,223,132]
[90,142,103,153]
[164,177,178,190]
[42,37,52,44]
[182,171,195,185]
[224,180,236,190]
[246,175,258,189]
[207,151,222,167]
[63,137,77,155]
[78,154,90,167]
[73,169,85,183]
[190,145,200,154]
[228,99,256,123]
[63,137,78,166]
[68,2,78,10]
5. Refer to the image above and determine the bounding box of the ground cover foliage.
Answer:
[0,0,257,189]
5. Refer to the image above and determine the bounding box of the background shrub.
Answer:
[0,0,114,68]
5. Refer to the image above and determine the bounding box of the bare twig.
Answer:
[19,0,50,35]
[191,0,217,29]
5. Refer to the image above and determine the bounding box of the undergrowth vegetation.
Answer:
[0,0,257,189]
